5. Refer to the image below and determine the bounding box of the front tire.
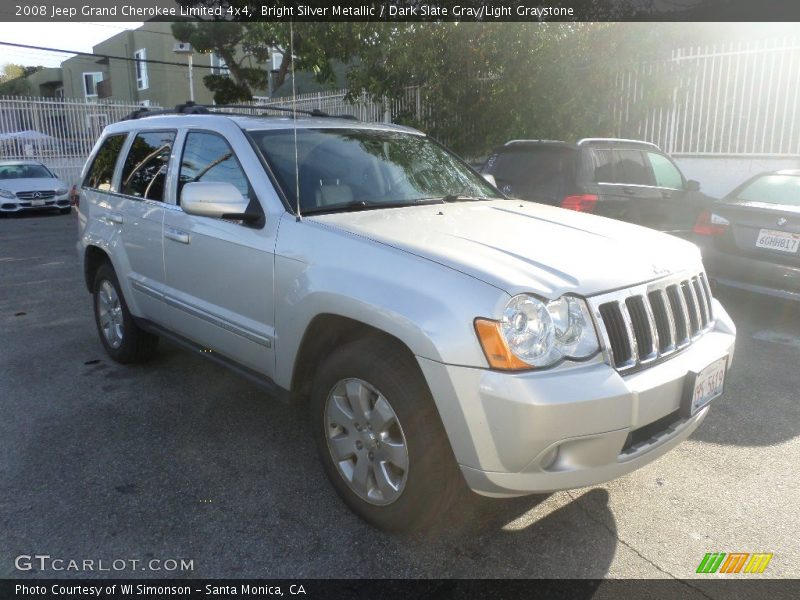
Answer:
[93,262,158,363]
[311,336,463,532]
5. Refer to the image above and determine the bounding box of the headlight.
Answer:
[0,189,16,199]
[475,294,599,370]
[56,187,68,196]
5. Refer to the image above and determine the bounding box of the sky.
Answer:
[0,22,143,69]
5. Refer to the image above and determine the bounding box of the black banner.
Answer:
[4,0,800,22]
[4,579,800,600]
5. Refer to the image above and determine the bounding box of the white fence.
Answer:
[0,96,159,186]
[253,86,428,124]
[615,37,800,156]
[0,90,429,187]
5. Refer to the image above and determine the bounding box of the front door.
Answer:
[161,130,276,377]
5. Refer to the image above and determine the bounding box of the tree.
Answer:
[0,64,42,95]
[171,20,269,103]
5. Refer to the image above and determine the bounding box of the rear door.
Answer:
[584,146,700,235]
[111,130,174,321]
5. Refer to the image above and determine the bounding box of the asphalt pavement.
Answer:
[1,211,798,591]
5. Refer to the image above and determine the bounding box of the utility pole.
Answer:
[173,42,194,102]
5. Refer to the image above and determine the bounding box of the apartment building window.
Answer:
[83,72,103,98]
[134,49,149,90]
[210,52,229,76]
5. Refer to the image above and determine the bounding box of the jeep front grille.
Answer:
[590,272,714,373]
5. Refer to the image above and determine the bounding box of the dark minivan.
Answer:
[481,138,711,236]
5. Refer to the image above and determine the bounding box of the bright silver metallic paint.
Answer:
[77,114,737,498]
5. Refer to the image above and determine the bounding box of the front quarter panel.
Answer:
[273,213,509,389]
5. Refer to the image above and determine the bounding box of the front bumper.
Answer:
[0,196,71,212]
[418,299,736,498]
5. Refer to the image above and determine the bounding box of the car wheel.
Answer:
[59,207,71,215]
[311,336,464,532]
[93,262,158,363]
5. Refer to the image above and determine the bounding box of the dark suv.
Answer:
[481,138,711,236]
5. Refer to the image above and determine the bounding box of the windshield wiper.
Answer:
[301,198,445,215]
[438,194,496,203]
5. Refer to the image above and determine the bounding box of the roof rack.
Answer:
[576,137,660,149]
[122,101,358,121]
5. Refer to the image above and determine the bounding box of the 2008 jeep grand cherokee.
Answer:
[76,108,736,531]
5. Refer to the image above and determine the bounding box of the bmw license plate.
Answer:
[755,228,800,254]
[682,356,727,417]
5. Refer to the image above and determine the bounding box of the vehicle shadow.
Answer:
[4,340,620,580]
[691,288,800,447]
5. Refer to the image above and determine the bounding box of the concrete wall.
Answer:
[674,155,800,198]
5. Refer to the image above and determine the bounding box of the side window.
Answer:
[646,152,684,189]
[83,134,126,192]
[177,131,250,203]
[613,149,654,186]
[120,131,176,201]
[591,149,615,183]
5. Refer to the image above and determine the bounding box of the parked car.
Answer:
[481,138,712,236]
[694,169,800,302]
[76,108,736,531]
[0,160,72,215]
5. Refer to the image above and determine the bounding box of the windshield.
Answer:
[731,174,800,207]
[0,164,54,180]
[248,128,498,213]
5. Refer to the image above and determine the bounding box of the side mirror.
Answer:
[686,179,701,192]
[482,173,497,187]
[181,181,251,220]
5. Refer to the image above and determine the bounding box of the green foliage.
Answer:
[0,63,39,95]
[344,23,686,158]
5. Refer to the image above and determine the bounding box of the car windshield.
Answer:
[731,174,800,207]
[0,164,54,180]
[248,128,498,213]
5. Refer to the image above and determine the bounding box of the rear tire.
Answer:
[310,336,464,532]
[92,262,158,363]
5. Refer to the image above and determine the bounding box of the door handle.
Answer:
[105,212,124,224]
[165,228,190,244]
[622,188,636,195]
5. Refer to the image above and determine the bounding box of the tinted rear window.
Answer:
[83,134,126,191]
[732,174,800,207]
[120,131,176,201]
[485,146,573,200]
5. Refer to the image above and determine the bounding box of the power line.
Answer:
[0,41,220,70]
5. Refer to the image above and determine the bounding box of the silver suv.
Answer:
[77,109,736,531]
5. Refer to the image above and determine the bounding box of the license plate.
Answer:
[30,199,44,207]
[755,228,800,254]
[682,356,727,417]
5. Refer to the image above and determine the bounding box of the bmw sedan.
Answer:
[0,161,72,215]
[694,169,800,302]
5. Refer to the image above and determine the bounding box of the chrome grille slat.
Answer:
[590,271,715,374]
[683,280,702,336]
[692,277,710,327]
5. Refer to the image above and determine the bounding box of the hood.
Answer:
[0,178,66,193]
[311,200,703,298]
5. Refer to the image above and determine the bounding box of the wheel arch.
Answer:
[83,244,112,292]
[289,314,418,403]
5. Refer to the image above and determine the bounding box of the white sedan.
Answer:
[0,161,72,215]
